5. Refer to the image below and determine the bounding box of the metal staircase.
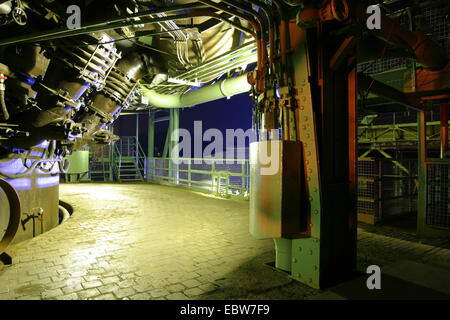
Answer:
[112,137,146,183]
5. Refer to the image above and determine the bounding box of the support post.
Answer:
[168,109,180,183]
[440,98,448,159]
[271,24,357,289]
[148,112,155,181]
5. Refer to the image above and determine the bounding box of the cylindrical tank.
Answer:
[0,157,60,245]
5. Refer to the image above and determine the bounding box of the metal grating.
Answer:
[358,158,417,221]
[426,163,450,229]
[358,159,377,216]
[418,5,450,56]
[358,3,450,77]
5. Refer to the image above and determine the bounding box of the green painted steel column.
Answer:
[273,239,292,272]
[136,113,139,169]
[109,145,113,182]
[169,108,180,183]
[148,112,155,181]
[148,112,155,158]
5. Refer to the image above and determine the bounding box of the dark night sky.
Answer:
[114,93,254,157]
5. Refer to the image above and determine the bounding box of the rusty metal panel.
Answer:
[249,140,305,239]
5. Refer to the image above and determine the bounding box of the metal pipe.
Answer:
[0,74,8,120]
[355,2,448,71]
[248,0,275,65]
[222,0,269,66]
[140,73,251,109]
[197,0,263,72]
[0,8,254,47]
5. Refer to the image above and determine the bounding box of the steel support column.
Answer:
[417,111,428,236]
[271,24,357,289]
[147,112,155,181]
[168,108,180,183]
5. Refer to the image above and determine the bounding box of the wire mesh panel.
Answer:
[357,157,418,223]
[358,159,377,217]
[417,4,450,57]
[426,163,450,229]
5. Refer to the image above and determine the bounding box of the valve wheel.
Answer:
[12,7,27,26]
[331,0,349,22]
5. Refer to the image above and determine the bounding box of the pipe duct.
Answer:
[139,73,251,109]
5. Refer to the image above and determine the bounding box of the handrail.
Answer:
[146,157,250,199]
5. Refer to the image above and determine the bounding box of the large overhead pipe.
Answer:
[139,73,251,109]
[355,2,448,71]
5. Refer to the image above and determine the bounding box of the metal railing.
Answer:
[146,157,250,199]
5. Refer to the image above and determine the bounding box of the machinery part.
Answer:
[140,73,251,108]
[0,73,9,120]
[0,1,12,15]
[20,208,43,237]
[330,0,349,22]
[0,141,57,178]
[249,140,306,239]
[71,51,150,149]
[11,6,26,26]
[0,178,21,254]
[59,158,70,174]
[54,35,121,90]
[0,7,252,47]
[30,34,120,129]
[296,0,348,28]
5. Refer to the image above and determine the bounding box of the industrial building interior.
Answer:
[0,0,449,301]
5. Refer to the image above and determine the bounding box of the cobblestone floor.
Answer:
[0,183,449,300]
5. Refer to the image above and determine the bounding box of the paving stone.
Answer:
[149,288,170,298]
[41,288,63,299]
[77,288,100,299]
[182,279,201,288]
[130,292,151,300]
[0,184,448,301]
[113,287,136,299]
[82,280,103,289]
[166,292,189,300]
[92,293,115,300]
[98,283,119,294]
[184,287,204,297]
[166,284,185,293]
[58,293,79,300]
[61,283,83,294]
